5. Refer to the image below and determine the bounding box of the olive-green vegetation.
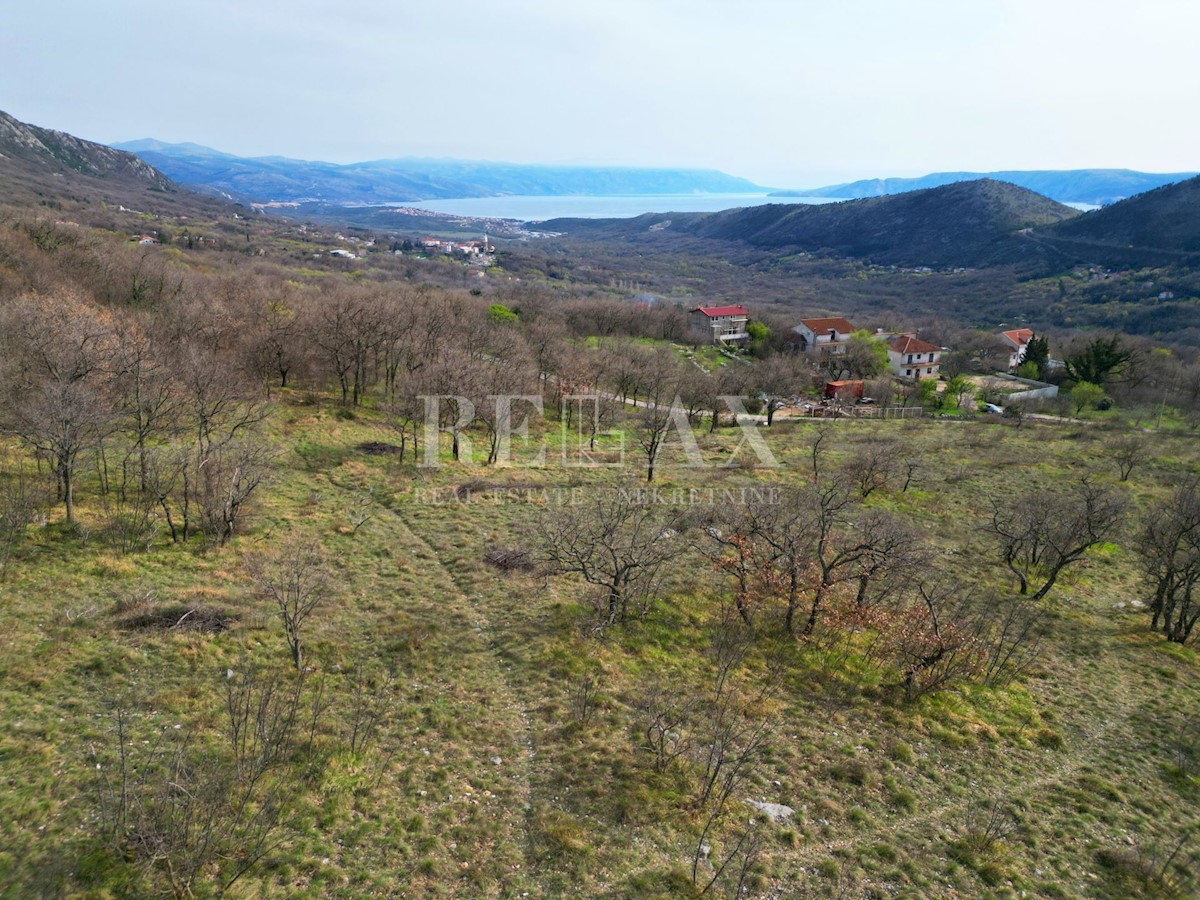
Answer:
[2,380,1200,896]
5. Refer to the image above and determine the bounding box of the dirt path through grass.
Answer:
[390,504,541,895]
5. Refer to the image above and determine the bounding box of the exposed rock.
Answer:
[746,799,795,822]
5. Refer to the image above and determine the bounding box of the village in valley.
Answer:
[686,302,1059,418]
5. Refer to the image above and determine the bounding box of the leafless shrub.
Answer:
[88,671,328,898]
[345,487,373,535]
[344,663,397,755]
[224,665,314,780]
[537,485,681,624]
[111,585,158,617]
[690,629,774,891]
[1096,827,1200,897]
[959,795,1023,853]
[99,489,160,554]
[886,581,988,701]
[843,437,901,498]
[570,667,602,726]
[979,595,1048,686]
[197,440,272,546]
[637,680,696,773]
[1169,717,1200,778]
[699,818,769,898]
[0,466,46,579]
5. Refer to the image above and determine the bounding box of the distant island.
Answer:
[772,168,1198,207]
[114,139,768,205]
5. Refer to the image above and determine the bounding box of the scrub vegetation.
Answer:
[0,204,1199,898]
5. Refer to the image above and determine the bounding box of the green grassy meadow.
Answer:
[1,397,1198,898]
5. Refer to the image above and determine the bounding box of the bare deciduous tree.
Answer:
[3,379,113,524]
[1110,431,1148,483]
[986,480,1125,601]
[538,486,681,624]
[844,437,902,498]
[197,440,272,546]
[249,539,330,670]
[1139,477,1200,643]
[634,350,691,482]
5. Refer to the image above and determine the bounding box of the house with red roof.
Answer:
[789,317,858,355]
[884,333,944,379]
[689,304,749,345]
[998,328,1036,370]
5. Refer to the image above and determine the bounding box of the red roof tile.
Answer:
[887,335,942,354]
[799,317,857,334]
[1001,328,1035,348]
[694,305,748,317]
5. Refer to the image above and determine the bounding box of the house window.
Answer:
[906,369,912,376]
[907,354,914,363]
[927,367,933,374]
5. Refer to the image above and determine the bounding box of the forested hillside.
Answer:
[1041,175,1200,260]
[543,180,1080,268]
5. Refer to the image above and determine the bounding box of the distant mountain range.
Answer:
[775,169,1198,207]
[112,139,765,204]
[106,132,1198,210]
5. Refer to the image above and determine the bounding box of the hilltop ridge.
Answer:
[777,168,1198,206]
[544,179,1080,268]
[1,111,172,190]
[1037,174,1200,263]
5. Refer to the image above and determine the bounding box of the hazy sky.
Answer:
[3,0,1197,187]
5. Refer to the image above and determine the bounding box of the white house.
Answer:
[998,328,1035,370]
[885,334,943,379]
[689,305,749,345]
[789,317,857,355]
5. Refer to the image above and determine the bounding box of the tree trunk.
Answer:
[63,464,75,525]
